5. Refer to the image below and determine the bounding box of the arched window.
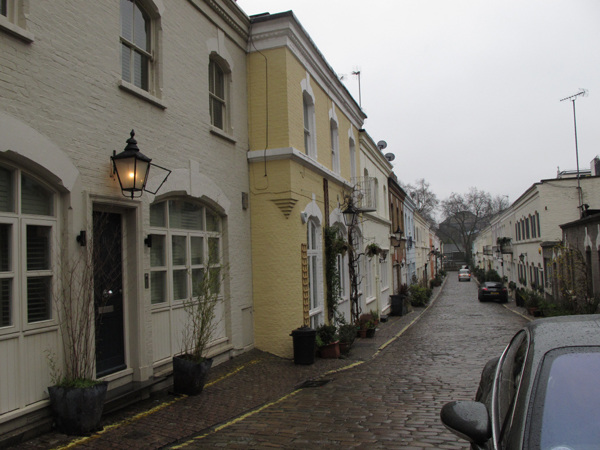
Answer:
[0,163,57,330]
[330,119,340,174]
[303,92,316,158]
[349,137,356,180]
[149,199,222,305]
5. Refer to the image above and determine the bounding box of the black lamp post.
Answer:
[342,198,361,325]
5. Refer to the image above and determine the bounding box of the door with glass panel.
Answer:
[93,211,125,377]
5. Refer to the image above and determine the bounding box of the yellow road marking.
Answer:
[170,390,302,448]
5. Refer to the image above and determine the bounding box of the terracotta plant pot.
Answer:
[318,341,340,359]
[357,328,367,338]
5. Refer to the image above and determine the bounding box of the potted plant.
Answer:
[366,242,382,258]
[337,323,357,354]
[173,265,223,395]
[316,324,340,358]
[358,313,376,338]
[47,239,108,435]
[525,290,542,316]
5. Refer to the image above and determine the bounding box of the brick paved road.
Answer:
[176,276,527,449]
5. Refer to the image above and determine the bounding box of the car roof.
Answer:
[526,314,600,363]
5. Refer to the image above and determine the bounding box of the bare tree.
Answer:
[402,178,439,224]
[439,188,503,264]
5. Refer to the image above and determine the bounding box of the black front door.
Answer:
[93,211,126,377]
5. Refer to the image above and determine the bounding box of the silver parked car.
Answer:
[458,268,471,282]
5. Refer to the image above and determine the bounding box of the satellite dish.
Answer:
[385,153,395,162]
[377,140,387,150]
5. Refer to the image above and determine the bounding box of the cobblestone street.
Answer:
[179,276,528,449]
[16,276,528,449]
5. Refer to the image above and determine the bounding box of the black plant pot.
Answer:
[48,381,108,435]
[173,355,213,396]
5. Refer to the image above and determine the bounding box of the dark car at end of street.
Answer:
[440,314,600,450]
[478,282,508,303]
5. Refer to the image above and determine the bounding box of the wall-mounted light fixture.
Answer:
[76,230,86,247]
[144,235,153,248]
[111,130,171,199]
[519,253,527,262]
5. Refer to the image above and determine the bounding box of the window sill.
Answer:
[210,126,236,144]
[118,80,167,110]
[0,16,34,43]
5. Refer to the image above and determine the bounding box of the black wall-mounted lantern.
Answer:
[111,130,171,199]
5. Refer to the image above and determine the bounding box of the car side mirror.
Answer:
[440,401,492,445]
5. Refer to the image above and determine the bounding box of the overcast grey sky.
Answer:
[237,0,600,205]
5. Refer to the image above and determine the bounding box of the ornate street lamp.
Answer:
[342,197,361,325]
[342,199,359,227]
[111,130,171,199]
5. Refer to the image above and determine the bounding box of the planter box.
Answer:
[173,355,213,396]
[318,341,340,359]
[48,381,108,435]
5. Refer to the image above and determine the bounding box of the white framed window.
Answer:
[120,0,160,96]
[364,250,373,299]
[349,137,356,180]
[209,58,227,130]
[0,163,57,333]
[380,258,389,292]
[307,219,323,328]
[330,119,340,174]
[149,199,222,306]
[303,91,316,158]
[0,0,33,42]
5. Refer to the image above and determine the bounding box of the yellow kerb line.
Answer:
[52,359,262,450]
[170,390,302,448]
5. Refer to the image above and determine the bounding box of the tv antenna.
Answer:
[560,89,588,212]
[352,70,362,108]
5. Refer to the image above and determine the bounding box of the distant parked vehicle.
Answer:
[441,315,600,449]
[478,281,508,302]
[458,268,471,282]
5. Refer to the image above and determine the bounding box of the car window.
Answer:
[495,331,528,447]
[528,348,600,449]
[459,269,469,274]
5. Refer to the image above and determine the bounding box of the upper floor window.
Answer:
[120,0,152,91]
[349,137,356,179]
[209,59,226,130]
[149,199,222,306]
[0,0,33,42]
[303,92,316,158]
[0,164,56,331]
[330,119,340,174]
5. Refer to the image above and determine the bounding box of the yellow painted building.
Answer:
[247,12,366,358]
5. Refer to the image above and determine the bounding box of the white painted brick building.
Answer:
[0,0,253,441]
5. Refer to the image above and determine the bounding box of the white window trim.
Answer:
[119,0,163,105]
[0,0,34,43]
[301,74,317,160]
